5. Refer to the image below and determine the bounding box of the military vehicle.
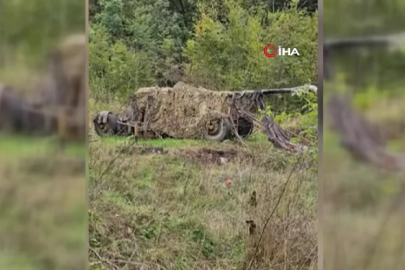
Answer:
[93,82,317,141]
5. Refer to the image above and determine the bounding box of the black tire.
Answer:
[204,118,232,142]
[94,112,118,137]
[236,117,254,138]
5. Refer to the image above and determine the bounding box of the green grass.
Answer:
[98,131,271,150]
[101,136,219,148]
[0,135,87,270]
[87,94,318,269]
[0,134,51,157]
[0,134,86,158]
[323,129,405,270]
[89,126,318,269]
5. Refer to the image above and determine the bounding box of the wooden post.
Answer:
[134,121,139,144]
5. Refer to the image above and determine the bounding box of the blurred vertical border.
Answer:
[317,1,324,269]
[323,0,405,269]
[0,0,87,269]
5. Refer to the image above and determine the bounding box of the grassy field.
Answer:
[0,134,87,270]
[323,93,405,270]
[88,101,318,269]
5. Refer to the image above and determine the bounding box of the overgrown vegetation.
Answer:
[0,0,84,87]
[0,135,86,270]
[89,0,318,269]
[323,0,405,269]
[88,133,318,269]
[89,0,317,101]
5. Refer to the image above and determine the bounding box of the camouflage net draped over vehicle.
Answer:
[133,82,235,139]
[123,82,316,140]
[93,82,317,152]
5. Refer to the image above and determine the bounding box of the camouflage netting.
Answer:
[132,82,244,139]
[125,82,316,139]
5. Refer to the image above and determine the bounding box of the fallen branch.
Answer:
[261,115,307,152]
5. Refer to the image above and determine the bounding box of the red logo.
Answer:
[264,44,277,58]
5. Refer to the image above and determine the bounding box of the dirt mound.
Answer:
[183,148,238,165]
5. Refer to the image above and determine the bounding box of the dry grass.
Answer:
[88,100,318,270]
[0,135,87,270]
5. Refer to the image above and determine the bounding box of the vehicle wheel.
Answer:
[93,112,118,137]
[204,118,232,141]
[236,117,254,137]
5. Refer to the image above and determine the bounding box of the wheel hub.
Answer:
[207,119,221,135]
[96,122,110,135]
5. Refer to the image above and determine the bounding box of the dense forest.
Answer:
[89,0,318,101]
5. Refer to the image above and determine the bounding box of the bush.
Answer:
[183,3,317,90]
[89,25,155,101]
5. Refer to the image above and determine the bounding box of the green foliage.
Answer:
[324,0,405,36]
[89,0,318,144]
[184,3,317,90]
[94,0,125,38]
[295,91,318,141]
[262,8,318,86]
[0,0,84,68]
[258,89,318,148]
[352,85,385,110]
[89,0,317,96]
[324,0,405,90]
[258,104,274,118]
[89,25,155,101]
